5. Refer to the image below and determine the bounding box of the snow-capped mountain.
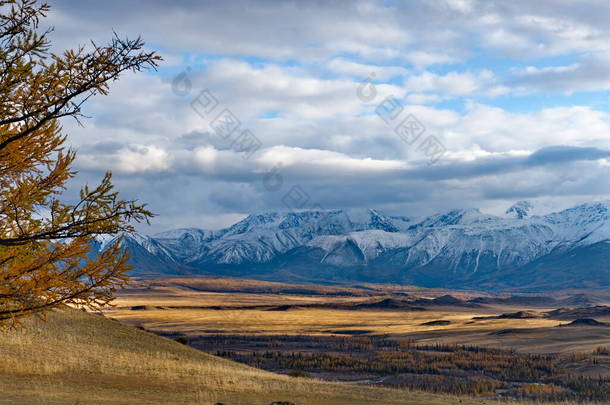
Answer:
[505,200,534,219]
[95,203,610,290]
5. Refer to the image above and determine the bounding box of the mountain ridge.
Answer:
[96,202,610,291]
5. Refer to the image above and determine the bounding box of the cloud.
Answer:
[442,103,610,154]
[404,51,457,69]
[408,146,610,181]
[526,145,610,165]
[40,0,610,232]
[47,0,406,61]
[64,61,610,232]
[48,1,610,64]
[183,59,406,121]
[325,58,409,80]
[510,53,610,93]
[405,93,443,105]
[80,144,172,173]
[404,70,508,98]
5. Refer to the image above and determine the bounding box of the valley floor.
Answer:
[98,277,610,402]
[0,308,552,405]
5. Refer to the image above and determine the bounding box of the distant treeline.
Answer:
[196,335,610,401]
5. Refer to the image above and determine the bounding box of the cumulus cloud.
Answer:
[404,70,508,98]
[80,144,172,173]
[48,1,610,63]
[404,51,457,70]
[325,58,409,80]
[44,0,610,232]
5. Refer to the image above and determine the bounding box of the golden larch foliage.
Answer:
[0,0,161,324]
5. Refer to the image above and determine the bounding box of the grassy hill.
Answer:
[0,308,573,405]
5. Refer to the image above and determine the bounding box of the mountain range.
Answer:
[94,201,610,291]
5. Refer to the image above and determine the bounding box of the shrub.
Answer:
[174,336,189,345]
[595,346,610,355]
[287,369,311,378]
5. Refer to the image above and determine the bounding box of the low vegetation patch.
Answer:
[198,335,610,401]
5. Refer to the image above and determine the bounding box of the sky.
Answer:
[46,0,610,233]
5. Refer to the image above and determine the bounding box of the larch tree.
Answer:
[0,0,161,324]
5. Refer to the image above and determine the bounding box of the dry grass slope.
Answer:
[0,307,558,405]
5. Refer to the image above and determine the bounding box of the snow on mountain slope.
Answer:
[95,233,175,260]
[152,209,414,266]
[308,230,416,262]
[506,201,534,219]
[152,228,218,262]
[92,233,179,275]
[543,202,610,246]
[103,202,610,289]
